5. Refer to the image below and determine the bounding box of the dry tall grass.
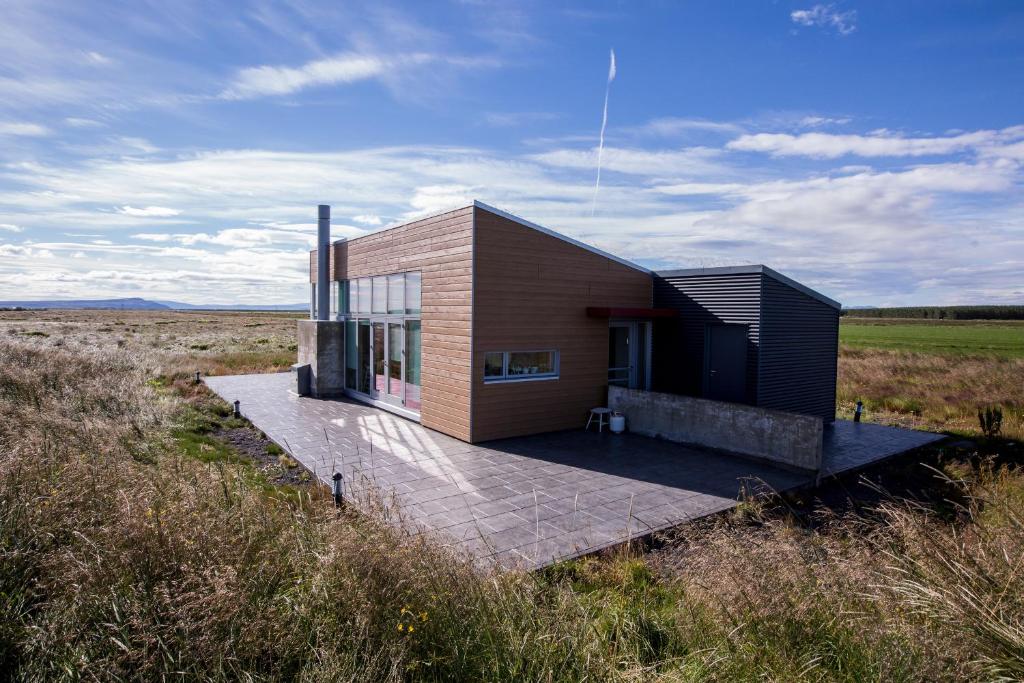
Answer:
[2,314,1023,680]
[838,346,1024,439]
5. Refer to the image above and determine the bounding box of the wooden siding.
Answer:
[309,207,474,441]
[652,273,762,404]
[471,206,652,442]
[758,276,839,420]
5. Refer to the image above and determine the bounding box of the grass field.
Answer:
[837,317,1024,439]
[2,309,1023,680]
[840,318,1024,357]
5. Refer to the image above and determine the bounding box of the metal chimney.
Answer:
[316,204,330,321]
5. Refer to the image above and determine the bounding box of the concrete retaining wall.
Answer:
[608,386,823,473]
[297,320,345,398]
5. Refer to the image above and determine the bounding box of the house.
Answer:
[300,201,840,444]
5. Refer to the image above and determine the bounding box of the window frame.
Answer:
[482,350,559,383]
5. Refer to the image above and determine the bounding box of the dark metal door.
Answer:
[703,324,747,403]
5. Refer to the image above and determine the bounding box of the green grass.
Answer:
[840,319,1024,357]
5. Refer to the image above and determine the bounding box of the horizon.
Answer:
[0,1,1022,306]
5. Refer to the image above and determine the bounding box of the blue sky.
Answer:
[0,0,1021,306]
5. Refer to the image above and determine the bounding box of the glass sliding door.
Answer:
[607,321,652,390]
[405,320,421,410]
[340,271,422,417]
[345,320,357,390]
[386,322,403,404]
[372,322,385,396]
[358,320,372,395]
[608,323,631,387]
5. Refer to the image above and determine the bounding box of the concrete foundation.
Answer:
[297,320,345,397]
[608,386,823,474]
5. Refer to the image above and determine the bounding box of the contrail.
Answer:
[591,48,616,216]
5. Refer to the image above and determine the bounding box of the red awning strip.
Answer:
[586,307,678,318]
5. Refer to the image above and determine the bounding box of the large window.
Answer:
[341,273,420,318]
[483,350,559,383]
[337,271,423,415]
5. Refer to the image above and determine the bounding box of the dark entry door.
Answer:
[703,324,748,403]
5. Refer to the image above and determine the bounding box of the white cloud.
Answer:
[64,117,103,128]
[631,117,743,137]
[791,4,857,35]
[83,51,112,65]
[532,145,726,177]
[727,127,1024,158]
[2,129,1022,305]
[0,223,23,233]
[0,121,50,136]
[116,205,181,217]
[799,115,851,128]
[0,244,53,259]
[483,111,561,127]
[223,52,408,99]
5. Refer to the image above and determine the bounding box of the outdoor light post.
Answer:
[194,370,201,384]
[233,399,240,418]
[332,472,343,508]
[854,400,863,423]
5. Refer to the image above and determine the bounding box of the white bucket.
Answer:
[610,413,626,434]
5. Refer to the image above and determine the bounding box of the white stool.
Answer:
[586,407,612,433]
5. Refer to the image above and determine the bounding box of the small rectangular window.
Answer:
[387,273,404,314]
[483,350,558,382]
[371,276,387,313]
[405,271,421,314]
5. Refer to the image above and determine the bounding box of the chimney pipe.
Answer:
[317,204,330,321]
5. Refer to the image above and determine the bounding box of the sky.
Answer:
[0,0,1022,306]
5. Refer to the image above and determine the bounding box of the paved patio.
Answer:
[205,372,944,569]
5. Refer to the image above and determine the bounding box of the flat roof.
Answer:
[655,265,842,310]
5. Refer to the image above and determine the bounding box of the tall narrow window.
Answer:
[309,283,316,319]
[338,281,349,316]
[357,278,371,314]
[329,282,338,317]
[387,273,404,314]
[371,276,387,314]
[405,272,421,314]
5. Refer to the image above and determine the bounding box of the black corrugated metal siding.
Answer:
[758,276,839,420]
[652,273,761,403]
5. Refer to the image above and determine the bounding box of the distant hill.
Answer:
[152,300,308,311]
[0,297,307,311]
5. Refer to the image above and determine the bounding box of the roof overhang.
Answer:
[586,307,679,319]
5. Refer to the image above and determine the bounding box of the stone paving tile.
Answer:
[205,372,944,570]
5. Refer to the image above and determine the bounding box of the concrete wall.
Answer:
[297,320,345,398]
[607,385,823,473]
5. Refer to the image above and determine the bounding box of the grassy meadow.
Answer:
[1,309,1023,680]
[839,317,1024,439]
